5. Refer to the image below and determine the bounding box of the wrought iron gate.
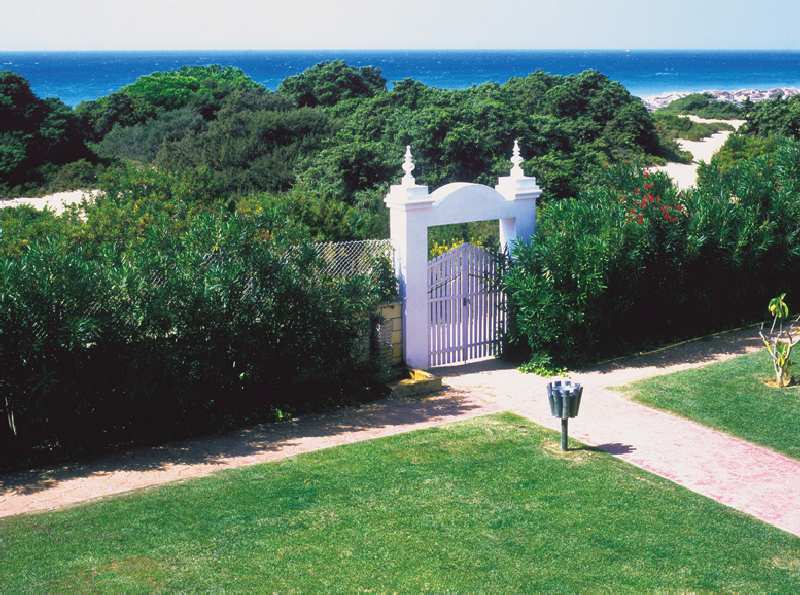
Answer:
[427,243,507,367]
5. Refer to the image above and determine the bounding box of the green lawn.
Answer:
[621,350,800,460]
[1,414,798,592]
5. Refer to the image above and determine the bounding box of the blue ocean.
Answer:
[2,50,800,107]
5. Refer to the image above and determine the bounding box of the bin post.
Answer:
[547,379,583,452]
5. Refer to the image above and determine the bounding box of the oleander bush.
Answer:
[505,138,800,364]
[505,166,688,362]
[705,133,781,175]
[0,190,390,468]
[688,139,800,321]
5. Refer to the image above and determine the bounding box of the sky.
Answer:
[1,0,797,51]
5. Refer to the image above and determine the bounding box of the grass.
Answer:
[1,413,798,591]
[621,350,800,460]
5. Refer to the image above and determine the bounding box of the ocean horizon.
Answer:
[2,49,800,106]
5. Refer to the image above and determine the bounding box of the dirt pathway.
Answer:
[3,327,799,537]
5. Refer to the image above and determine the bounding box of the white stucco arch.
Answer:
[385,143,541,368]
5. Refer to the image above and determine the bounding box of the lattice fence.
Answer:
[312,239,394,278]
[313,239,401,372]
[22,240,395,344]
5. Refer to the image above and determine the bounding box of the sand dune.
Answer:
[643,88,800,111]
[0,189,100,215]
[652,116,745,190]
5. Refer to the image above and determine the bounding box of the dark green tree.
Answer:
[278,60,386,107]
[0,71,92,194]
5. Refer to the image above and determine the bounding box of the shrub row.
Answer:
[505,139,800,365]
[0,200,390,468]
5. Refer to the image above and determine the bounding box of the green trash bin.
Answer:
[546,379,583,450]
[547,379,583,418]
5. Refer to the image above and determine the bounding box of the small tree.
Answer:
[760,294,797,388]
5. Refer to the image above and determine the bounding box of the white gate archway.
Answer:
[385,142,541,368]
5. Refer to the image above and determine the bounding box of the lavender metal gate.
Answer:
[427,243,507,367]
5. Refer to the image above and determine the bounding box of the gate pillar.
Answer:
[385,143,541,369]
[495,140,541,253]
[385,147,432,369]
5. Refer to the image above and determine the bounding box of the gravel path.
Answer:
[3,327,799,537]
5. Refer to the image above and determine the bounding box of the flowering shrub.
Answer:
[623,171,686,225]
[504,166,660,364]
[429,237,487,258]
[505,145,800,365]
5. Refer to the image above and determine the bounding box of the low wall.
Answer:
[375,301,403,367]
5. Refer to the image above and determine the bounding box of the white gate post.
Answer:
[385,142,541,369]
[385,147,433,369]
[495,140,541,253]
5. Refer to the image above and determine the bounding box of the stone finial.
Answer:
[496,139,541,201]
[385,144,429,205]
[401,145,416,187]
[510,140,525,178]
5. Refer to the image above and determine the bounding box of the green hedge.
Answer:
[0,197,389,468]
[505,139,800,365]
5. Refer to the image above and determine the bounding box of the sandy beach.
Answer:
[652,116,745,190]
[0,189,99,215]
[642,87,800,111]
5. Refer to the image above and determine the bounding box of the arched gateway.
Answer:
[385,143,541,368]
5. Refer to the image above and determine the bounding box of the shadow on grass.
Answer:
[539,440,636,461]
[0,388,485,499]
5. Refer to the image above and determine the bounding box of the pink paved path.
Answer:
[2,328,800,537]
[443,348,800,537]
